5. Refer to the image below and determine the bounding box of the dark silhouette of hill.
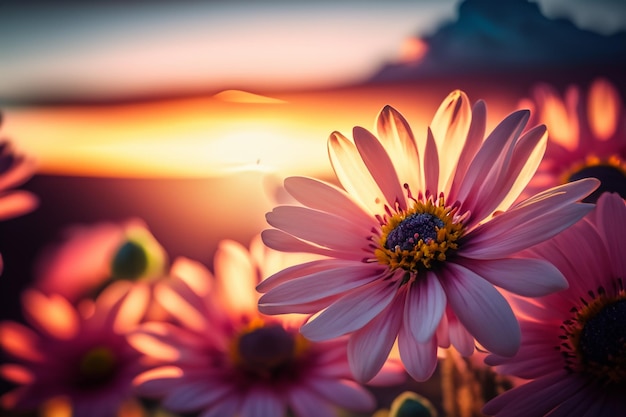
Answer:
[370,0,626,87]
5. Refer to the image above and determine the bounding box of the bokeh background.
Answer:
[1,0,626,410]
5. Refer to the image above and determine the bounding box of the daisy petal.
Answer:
[301,280,397,341]
[455,110,529,217]
[461,179,599,259]
[214,240,258,315]
[261,229,355,260]
[482,371,586,417]
[596,192,626,278]
[284,176,372,226]
[367,359,406,386]
[547,388,603,417]
[155,280,210,334]
[376,105,422,190]
[259,265,382,312]
[163,381,231,412]
[308,378,376,411]
[0,321,44,362]
[588,78,621,140]
[257,258,357,292]
[398,321,438,381]
[240,388,285,417]
[430,89,471,193]
[459,257,568,297]
[441,263,520,356]
[423,128,439,195]
[328,131,384,214]
[489,125,547,215]
[132,366,184,397]
[0,191,38,220]
[471,124,547,222]
[289,388,336,417]
[353,126,406,209]
[266,206,368,251]
[347,293,403,382]
[448,100,486,200]
[21,290,79,340]
[447,312,475,356]
[404,271,446,343]
[198,396,240,417]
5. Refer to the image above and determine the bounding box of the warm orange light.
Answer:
[170,257,212,298]
[22,291,79,340]
[132,366,183,387]
[0,322,44,361]
[587,78,619,140]
[155,284,207,333]
[214,240,259,315]
[0,364,33,384]
[214,89,287,104]
[4,85,520,179]
[41,397,72,417]
[397,37,428,63]
[114,284,150,334]
[117,399,147,417]
[537,88,579,151]
[4,93,330,178]
[127,332,180,362]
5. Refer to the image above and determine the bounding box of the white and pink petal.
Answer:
[440,263,520,357]
[458,257,567,297]
[347,292,404,382]
[404,271,446,343]
[398,321,438,381]
[301,279,398,341]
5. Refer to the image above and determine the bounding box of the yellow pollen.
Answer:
[375,196,464,273]
[560,154,626,185]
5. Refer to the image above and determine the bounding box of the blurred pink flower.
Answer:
[130,237,403,417]
[0,113,39,273]
[520,78,626,201]
[257,90,600,382]
[483,192,626,416]
[0,282,150,417]
[0,113,38,222]
[34,218,168,303]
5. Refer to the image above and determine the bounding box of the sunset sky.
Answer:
[1,0,625,104]
[1,0,625,178]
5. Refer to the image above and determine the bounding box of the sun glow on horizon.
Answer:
[3,85,518,179]
[3,93,332,178]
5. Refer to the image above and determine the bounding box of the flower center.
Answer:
[111,240,149,280]
[375,196,464,273]
[231,319,308,381]
[579,300,626,368]
[76,346,117,388]
[560,280,626,384]
[564,155,626,203]
[385,213,445,251]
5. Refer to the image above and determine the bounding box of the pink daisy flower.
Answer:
[0,282,150,417]
[483,192,626,416]
[130,237,403,417]
[34,218,168,303]
[257,90,600,382]
[520,78,626,201]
